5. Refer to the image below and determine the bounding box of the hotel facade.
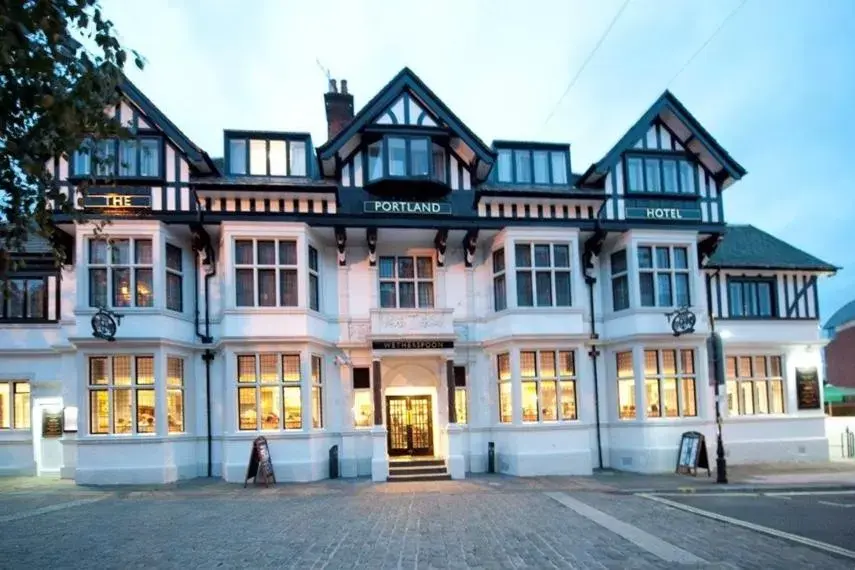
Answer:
[0,69,837,484]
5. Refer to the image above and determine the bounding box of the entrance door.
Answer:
[386,395,433,456]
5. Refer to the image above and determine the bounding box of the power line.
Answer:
[542,0,632,129]
[665,0,749,88]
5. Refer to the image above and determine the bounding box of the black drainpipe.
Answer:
[192,221,216,477]
[586,274,604,470]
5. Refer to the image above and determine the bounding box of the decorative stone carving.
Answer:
[454,323,469,341]
[347,322,369,343]
[372,310,454,336]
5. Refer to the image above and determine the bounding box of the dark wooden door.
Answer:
[386,395,433,456]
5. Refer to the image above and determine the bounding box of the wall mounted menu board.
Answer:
[42,410,63,438]
[675,431,711,477]
[244,436,276,488]
[796,367,821,410]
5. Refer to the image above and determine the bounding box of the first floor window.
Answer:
[617,351,636,420]
[520,350,577,422]
[308,245,320,312]
[0,382,30,429]
[1,277,47,320]
[638,245,690,308]
[167,357,185,433]
[89,238,153,308]
[379,255,434,308]
[234,239,298,307]
[311,355,323,429]
[454,366,467,424]
[610,250,629,311]
[89,355,155,435]
[726,355,784,415]
[514,243,572,307]
[643,349,697,418]
[353,367,372,428]
[497,353,511,423]
[237,353,302,431]
[166,244,183,312]
[492,248,507,312]
[728,278,776,318]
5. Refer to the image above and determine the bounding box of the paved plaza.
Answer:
[2,472,855,569]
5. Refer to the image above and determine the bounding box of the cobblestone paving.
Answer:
[1,481,852,569]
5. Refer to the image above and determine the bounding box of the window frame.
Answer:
[311,354,324,429]
[497,353,512,424]
[519,350,578,423]
[726,355,785,416]
[454,365,468,425]
[642,348,698,419]
[233,238,299,308]
[308,244,320,312]
[165,243,183,313]
[624,151,698,196]
[224,133,310,177]
[87,237,154,309]
[363,135,447,183]
[0,275,50,321]
[513,242,573,308]
[495,146,570,186]
[492,248,507,312]
[71,136,164,179]
[87,355,156,436]
[236,353,304,432]
[166,356,185,434]
[352,367,373,429]
[616,351,636,420]
[637,245,691,308]
[0,381,31,430]
[610,250,629,312]
[727,277,777,319]
[378,254,435,309]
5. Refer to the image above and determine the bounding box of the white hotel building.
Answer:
[0,68,837,484]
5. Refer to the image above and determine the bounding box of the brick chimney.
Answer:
[324,78,354,141]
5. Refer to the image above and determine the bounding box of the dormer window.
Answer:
[71,137,162,179]
[365,136,446,185]
[225,132,309,177]
[625,155,696,195]
[495,146,569,185]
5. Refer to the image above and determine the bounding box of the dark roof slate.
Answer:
[707,225,838,272]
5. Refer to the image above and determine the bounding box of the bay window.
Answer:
[726,355,784,416]
[89,355,155,435]
[237,353,302,431]
[88,238,153,308]
[643,349,697,418]
[617,351,636,420]
[610,250,629,311]
[492,248,507,311]
[166,244,183,312]
[226,134,308,177]
[0,381,30,430]
[626,155,696,194]
[234,239,298,307]
[496,147,569,185]
[365,136,446,183]
[72,137,162,178]
[515,243,572,307]
[1,277,47,320]
[638,245,690,307]
[379,256,434,308]
[497,353,511,423]
[728,278,776,318]
[353,367,372,428]
[520,350,577,423]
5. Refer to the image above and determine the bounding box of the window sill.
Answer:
[724,413,817,422]
[0,320,60,327]
[224,307,311,315]
[490,306,583,316]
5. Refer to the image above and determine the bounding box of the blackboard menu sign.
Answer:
[796,367,821,410]
[244,436,276,488]
[42,410,63,438]
[676,431,711,477]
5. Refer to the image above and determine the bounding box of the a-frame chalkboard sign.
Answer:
[675,431,711,477]
[244,436,276,488]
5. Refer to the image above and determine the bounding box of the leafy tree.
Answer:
[0,0,143,273]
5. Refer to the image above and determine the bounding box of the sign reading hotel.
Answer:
[625,207,702,221]
[364,201,451,215]
[83,187,151,209]
[372,339,455,350]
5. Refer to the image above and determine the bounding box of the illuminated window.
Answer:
[617,351,636,420]
[514,243,572,307]
[234,239,299,307]
[237,353,303,431]
[520,350,577,423]
[726,355,784,416]
[454,366,467,424]
[638,246,690,308]
[88,238,153,308]
[311,355,323,429]
[227,136,309,177]
[0,382,30,430]
[643,349,697,418]
[492,248,507,312]
[379,256,434,309]
[497,353,511,423]
[167,357,184,433]
[88,355,155,435]
[353,367,372,428]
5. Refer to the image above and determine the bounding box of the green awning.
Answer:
[824,384,855,404]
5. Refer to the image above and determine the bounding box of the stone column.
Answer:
[370,358,387,482]
[446,359,457,424]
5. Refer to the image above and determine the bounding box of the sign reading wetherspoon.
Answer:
[372,339,455,350]
[84,187,151,209]
[625,207,702,221]
[364,201,451,215]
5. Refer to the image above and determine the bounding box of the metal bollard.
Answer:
[487,441,495,473]
[329,445,339,479]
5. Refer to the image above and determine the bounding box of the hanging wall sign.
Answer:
[625,207,702,221]
[363,200,452,215]
[83,187,151,209]
[796,367,821,410]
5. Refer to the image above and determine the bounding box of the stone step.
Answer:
[389,465,448,476]
[388,458,446,468]
[387,473,452,482]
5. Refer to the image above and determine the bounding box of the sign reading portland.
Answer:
[364,200,452,215]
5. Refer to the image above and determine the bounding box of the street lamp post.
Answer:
[706,274,728,484]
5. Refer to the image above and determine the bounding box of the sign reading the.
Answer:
[625,207,702,221]
[676,431,711,477]
[244,436,276,488]
[364,201,451,215]
[42,410,63,438]
[84,187,151,209]
[372,339,455,350]
[796,366,821,410]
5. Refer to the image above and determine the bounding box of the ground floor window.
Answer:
[497,353,511,423]
[643,349,697,418]
[520,350,577,422]
[616,352,636,419]
[454,366,467,424]
[0,381,30,429]
[88,355,155,434]
[167,357,184,433]
[311,355,323,429]
[352,367,372,428]
[237,353,302,431]
[726,355,784,415]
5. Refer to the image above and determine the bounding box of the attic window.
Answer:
[626,156,696,195]
[366,136,446,184]
[227,136,307,177]
[496,148,568,185]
